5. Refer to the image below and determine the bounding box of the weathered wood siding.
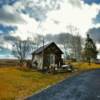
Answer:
[43,53,55,67]
[32,54,43,70]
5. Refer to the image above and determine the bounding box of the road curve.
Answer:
[26,69,100,100]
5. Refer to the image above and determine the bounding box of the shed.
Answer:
[32,42,63,70]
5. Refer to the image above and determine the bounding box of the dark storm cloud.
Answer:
[0,6,26,25]
[87,27,100,42]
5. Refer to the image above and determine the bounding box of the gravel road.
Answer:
[26,69,100,100]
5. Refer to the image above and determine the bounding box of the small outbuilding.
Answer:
[32,42,63,70]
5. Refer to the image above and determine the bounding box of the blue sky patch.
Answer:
[0,0,19,8]
[83,0,100,5]
[0,24,17,35]
[93,11,100,24]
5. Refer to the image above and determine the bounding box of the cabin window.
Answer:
[50,54,55,64]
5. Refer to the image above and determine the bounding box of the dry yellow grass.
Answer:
[71,62,100,71]
[0,67,71,100]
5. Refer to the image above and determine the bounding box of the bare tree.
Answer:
[67,25,82,60]
[57,33,73,59]
[72,35,82,60]
[44,33,82,59]
[34,34,44,49]
[12,38,33,67]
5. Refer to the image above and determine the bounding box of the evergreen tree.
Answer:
[83,34,98,63]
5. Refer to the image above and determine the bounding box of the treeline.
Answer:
[35,33,83,60]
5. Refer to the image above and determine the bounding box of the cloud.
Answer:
[40,0,100,37]
[0,0,63,39]
[0,30,3,34]
[68,0,82,8]
[0,5,26,25]
[22,6,47,21]
[10,14,39,40]
[1,0,100,40]
[0,0,100,58]
[0,35,13,50]
[93,11,100,24]
[87,27,100,42]
[0,24,17,35]
[0,0,19,7]
[12,0,62,22]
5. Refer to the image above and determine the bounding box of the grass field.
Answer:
[0,59,19,67]
[0,62,100,100]
[71,62,100,71]
[0,67,72,100]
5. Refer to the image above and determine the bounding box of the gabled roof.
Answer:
[32,42,63,55]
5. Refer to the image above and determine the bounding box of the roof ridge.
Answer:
[32,42,63,54]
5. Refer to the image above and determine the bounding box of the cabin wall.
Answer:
[43,53,55,67]
[32,53,62,70]
[32,43,63,70]
[32,54,43,70]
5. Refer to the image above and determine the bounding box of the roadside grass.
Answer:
[71,62,100,71]
[0,67,72,100]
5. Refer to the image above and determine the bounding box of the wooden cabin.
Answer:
[32,42,63,70]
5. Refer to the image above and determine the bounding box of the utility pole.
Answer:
[42,36,44,70]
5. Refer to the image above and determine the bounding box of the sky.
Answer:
[0,0,100,58]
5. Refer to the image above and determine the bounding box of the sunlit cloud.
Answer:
[0,0,100,39]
